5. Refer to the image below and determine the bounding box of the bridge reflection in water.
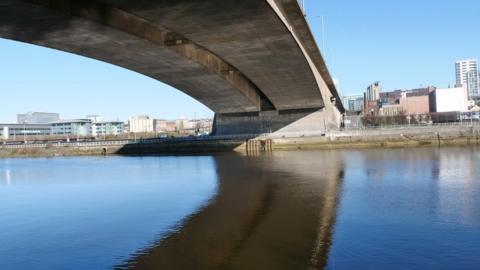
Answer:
[117,151,344,270]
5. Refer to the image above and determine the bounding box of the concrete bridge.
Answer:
[0,0,344,135]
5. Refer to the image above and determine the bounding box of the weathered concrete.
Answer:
[0,0,262,113]
[213,108,337,135]
[268,125,480,150]
[0,0,344,133]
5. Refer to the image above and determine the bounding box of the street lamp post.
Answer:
[23,120,28,144]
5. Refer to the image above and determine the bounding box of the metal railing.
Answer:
[342,121,480,131]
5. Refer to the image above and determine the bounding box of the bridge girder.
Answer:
[0,0,344,133]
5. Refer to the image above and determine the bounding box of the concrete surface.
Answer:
[0,0,344,134]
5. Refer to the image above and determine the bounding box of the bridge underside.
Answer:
[0,0,343,135]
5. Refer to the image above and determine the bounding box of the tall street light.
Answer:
[23,120,28,144]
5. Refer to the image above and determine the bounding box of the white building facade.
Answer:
[432,87,469,113]
[455,59,480,98]
[91,122,124,136]
[1,126,7,140]
[51,120,92,136]
[0,124,51,140]
[128,116,154,133]
[2,116,124,140]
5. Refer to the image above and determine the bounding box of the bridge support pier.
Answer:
[212,108,340,136]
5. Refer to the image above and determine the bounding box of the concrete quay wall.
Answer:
[269,125,480,150]
[0,138,247,158]
[1,125,478,158]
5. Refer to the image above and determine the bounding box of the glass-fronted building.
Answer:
[0,124,52,140]
[50,120,92,136]
[91,121,124,136]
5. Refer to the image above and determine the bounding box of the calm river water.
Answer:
[0,146,479,269]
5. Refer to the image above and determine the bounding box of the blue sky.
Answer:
[311,0,480,92]
[1,0,479,123]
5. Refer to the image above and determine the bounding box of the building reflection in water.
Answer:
[326,146,480,269]
[3,169,11,186]
[358,146,479,228]
[1,159,12,186]
[118,151,345,270]
[436,147,479,227]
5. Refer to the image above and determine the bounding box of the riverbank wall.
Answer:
[0,125,479,157]
[266,124,480,150]
[0,138,247,158]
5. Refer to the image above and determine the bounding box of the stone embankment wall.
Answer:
[0,138,247,157]
[269,125,480,150]
[1,125,478,157]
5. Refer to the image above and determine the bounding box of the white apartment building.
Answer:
[455,59,479,98]
[128,115,154,133]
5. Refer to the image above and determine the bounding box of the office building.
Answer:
[342,95,364,112]
[364,99,380,116]
[50,119,92,136]
[0,124,51,140]
[455,59,480,98]
[17,112,59,124]
[366,81,382,101]
[430,87,469,113]
[50,119,123,137]
[379,90,403,106]
[3,114,124,139]
[398,91,431,115]
[91,121,124,136]
[84,115,124,136]
[128,115,154,133]
[374,87,435,116]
